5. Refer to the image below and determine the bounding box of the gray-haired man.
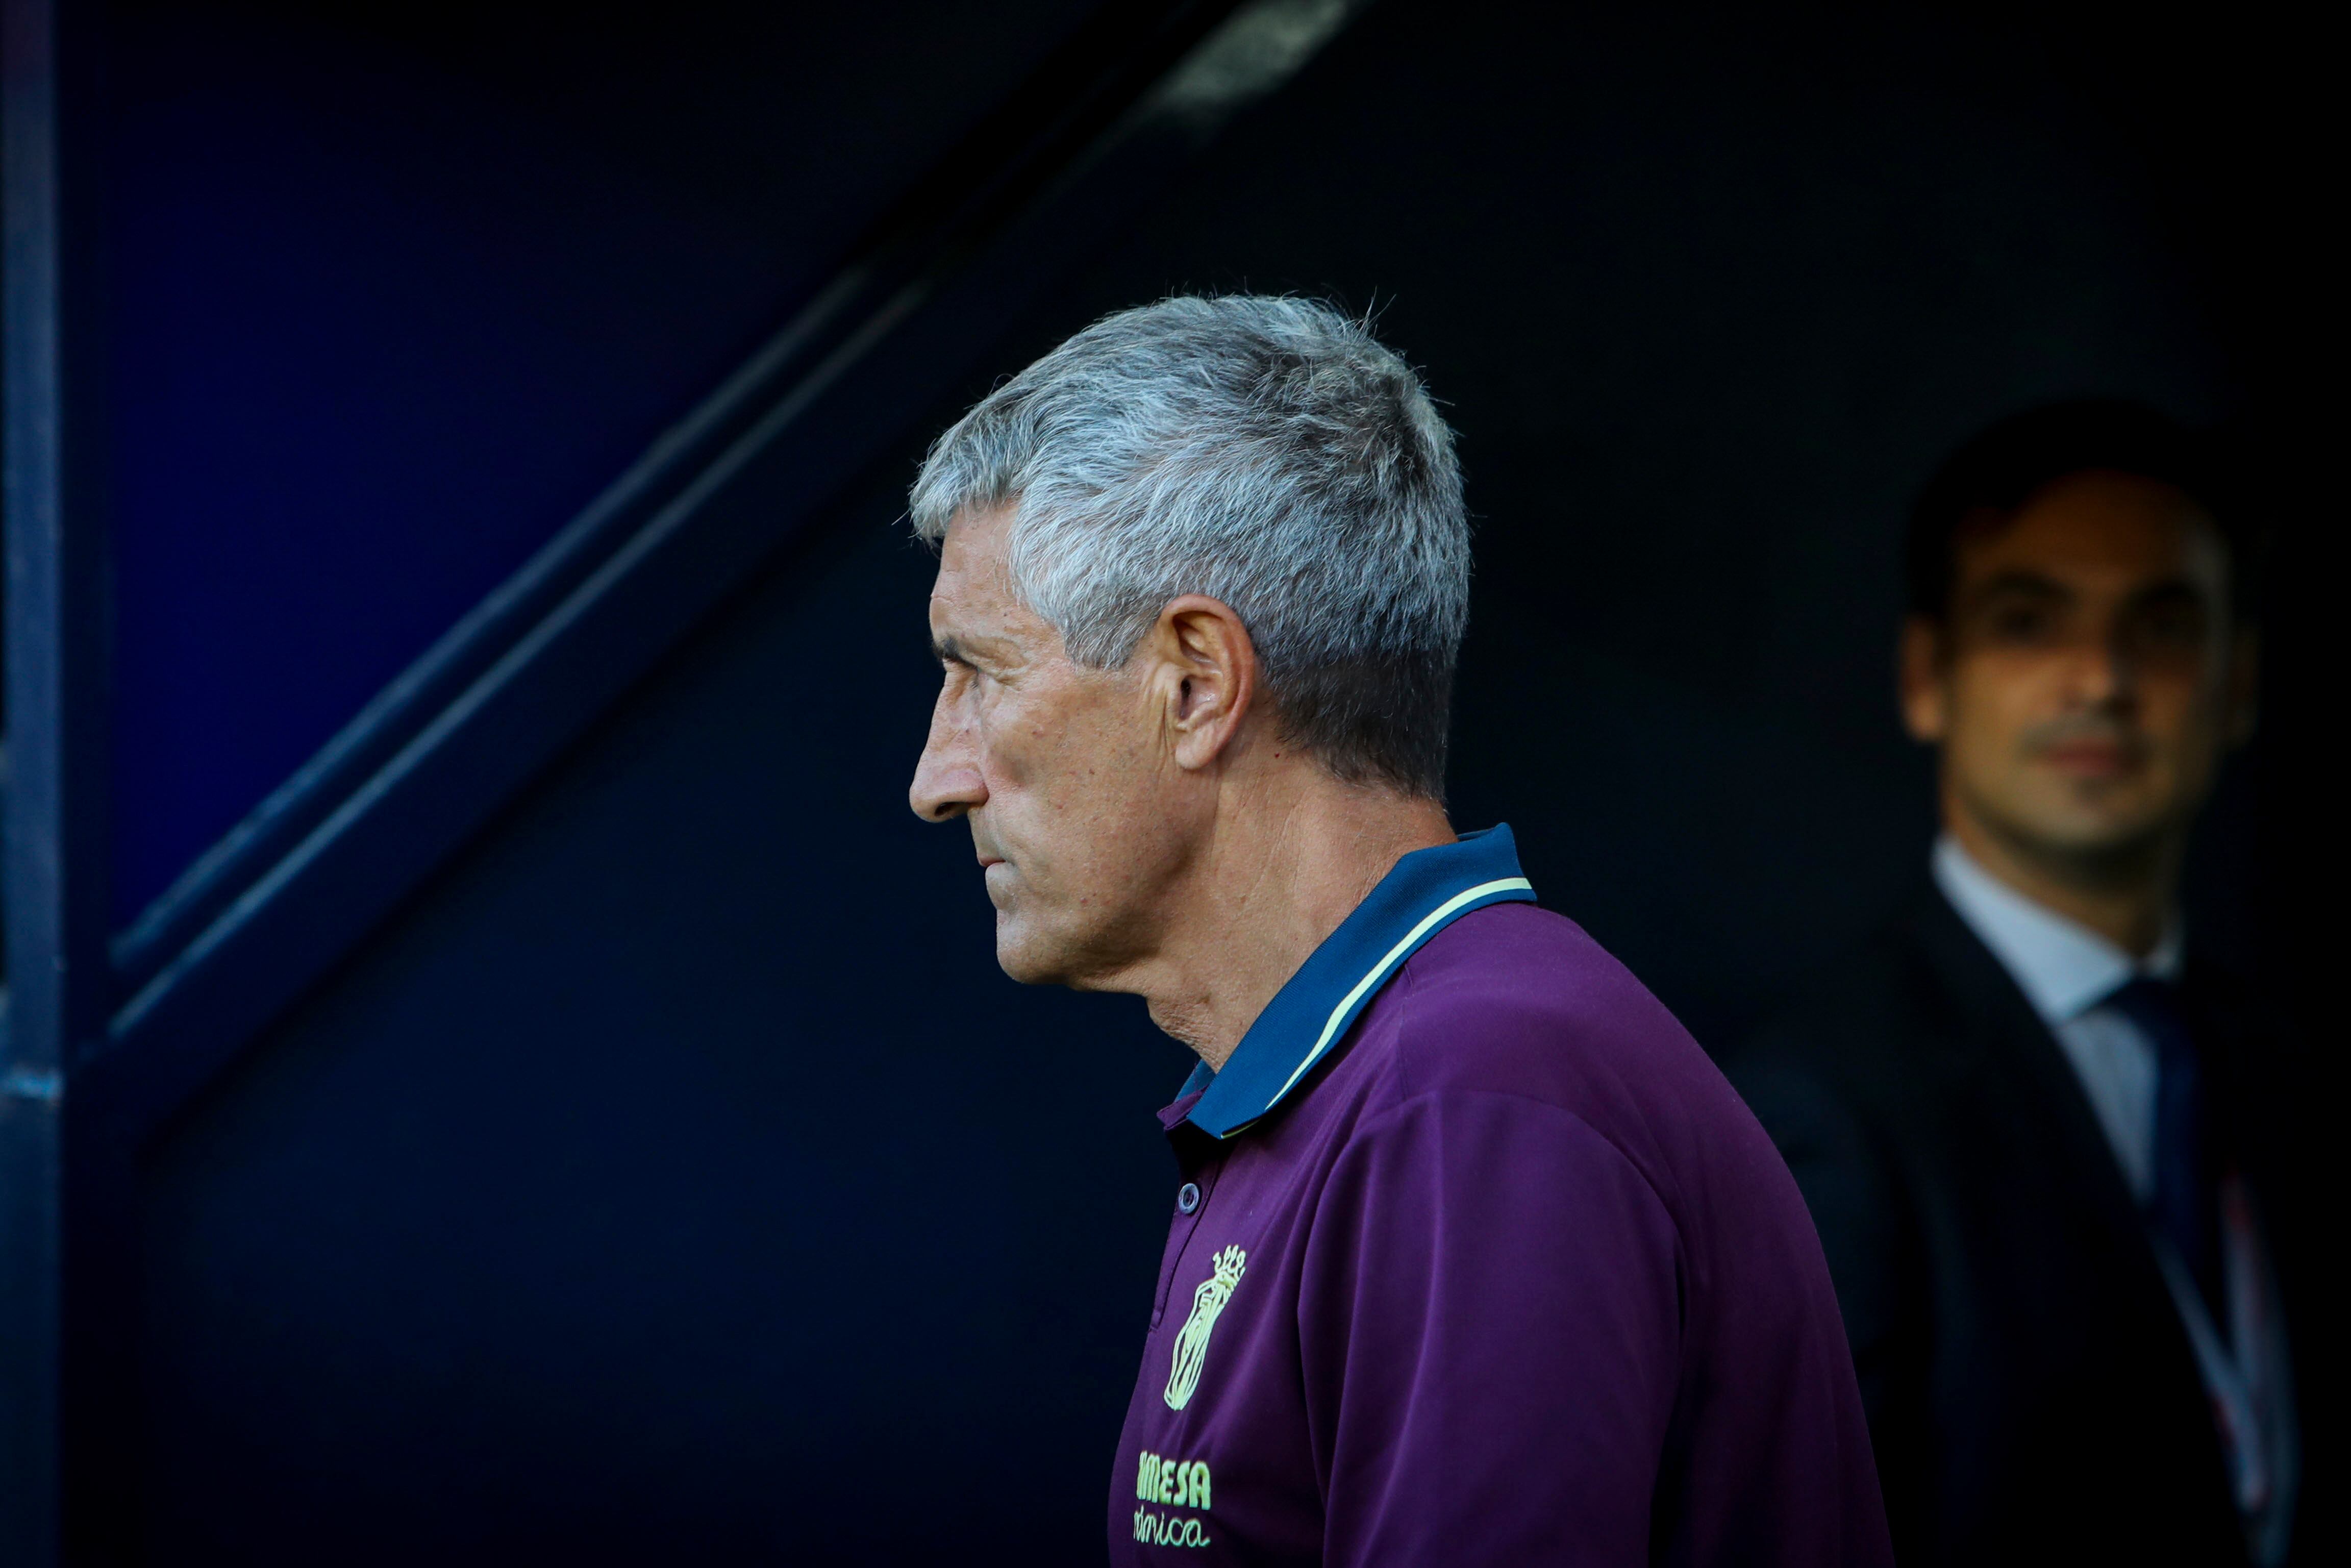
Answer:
[907,296,1888,1565]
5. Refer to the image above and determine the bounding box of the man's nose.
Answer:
[2070,628,2137,709]
[910,701,987,822]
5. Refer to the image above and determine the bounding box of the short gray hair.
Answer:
[910,295,1469,798]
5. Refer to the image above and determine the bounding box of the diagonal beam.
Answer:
[87,0,1373,1141]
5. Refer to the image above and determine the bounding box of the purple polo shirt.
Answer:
[1111,827,1889,1565]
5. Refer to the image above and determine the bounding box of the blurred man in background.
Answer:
[1734,402,2311,1565]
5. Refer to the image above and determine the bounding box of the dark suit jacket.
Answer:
[1729,884,2323,1567]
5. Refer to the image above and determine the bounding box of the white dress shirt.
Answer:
[1933,835,2296,1564]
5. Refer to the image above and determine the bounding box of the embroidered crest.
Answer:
[1164,1246,1247,1410]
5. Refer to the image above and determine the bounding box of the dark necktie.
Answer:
[2100,975,2222,1317]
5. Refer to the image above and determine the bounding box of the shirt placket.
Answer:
[1152,1125,1227,1331]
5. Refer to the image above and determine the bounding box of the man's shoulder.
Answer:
[1720,886,2101,1211]
[1730,887,2007,1096]
[1344,901,1843,1285]
[1358,901,1749,1152]
[1387,901,1691,1054]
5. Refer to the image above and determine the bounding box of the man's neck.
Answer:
[1135,779,1454,1072]
[1944,800,2179,958]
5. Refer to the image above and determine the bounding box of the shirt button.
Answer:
[1177,1182,1202,1215]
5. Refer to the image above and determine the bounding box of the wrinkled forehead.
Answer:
[933,505,1016,595]
[928,506,1051,648]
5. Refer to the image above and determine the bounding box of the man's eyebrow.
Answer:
[931,633,973,665]
[1965,569,2071,603]
[2124,575,2204,606]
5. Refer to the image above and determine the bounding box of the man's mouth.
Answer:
[2034,737,2144,777]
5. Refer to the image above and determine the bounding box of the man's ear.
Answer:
[1897,614,1950,743]
[2225,625,2260,748]
[1142,595,1259,771]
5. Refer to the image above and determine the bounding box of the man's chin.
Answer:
[993,915,1131,991]
[1993,798,2174,872]
[992,917,1071,987]
[993,946,1059,986]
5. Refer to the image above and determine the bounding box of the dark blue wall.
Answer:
[141,481,1194,1563]
[127,2,2328,1563]
[103,0,1097,923]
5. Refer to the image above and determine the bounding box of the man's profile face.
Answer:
[1901,469,2253,868]
[908,507,1198,985]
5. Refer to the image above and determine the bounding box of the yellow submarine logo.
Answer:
[1164,1245,1247,1411]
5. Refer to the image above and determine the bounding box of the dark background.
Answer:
[70,0,2343,1560]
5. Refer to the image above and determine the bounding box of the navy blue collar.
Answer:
[1179,826,1536,1139]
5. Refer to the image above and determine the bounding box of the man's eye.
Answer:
[1985,603,2053,641]
[2130,603,2208,650]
